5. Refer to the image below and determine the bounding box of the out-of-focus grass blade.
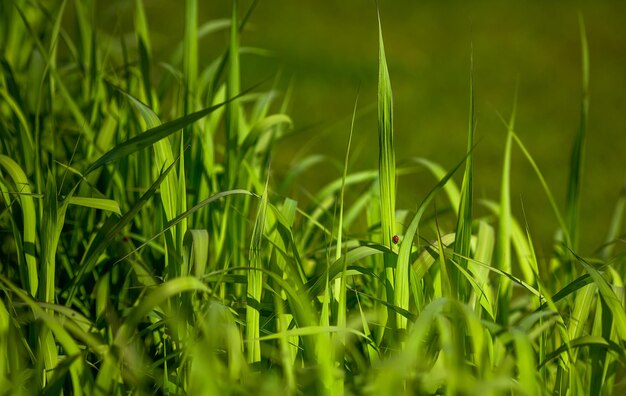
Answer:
[96,277,210,393]
[538,335,624,368]
[411,157,461,214]
[496,89,516,324]
[246,172,268,363]
[113,189,255,266]
[68,160,178,303]
[0,155,37,296]
[183,0,198,115]
[513,330,539,394]
[452,51,475,302]
[257,326,370,342]
[240,114,292,156]
[511,133,570,245]
[435,214,452,299]
[0,87,35,172]
[135,0,154,108]
[84,86,255,175]
[307,246,385,298]
[470,221,495,317]
[0,276,84,392]
[565,15,589,252]
[68,197,121,216]
[601,183,626,260]
[331,91,358,396]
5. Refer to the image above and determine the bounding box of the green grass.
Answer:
[0,1,625,395]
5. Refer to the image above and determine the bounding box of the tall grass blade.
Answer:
[565,15,590,252]
[452,48,475,302]
[376,11,397,333]
[496,87,517,324]
[246,173,268,363]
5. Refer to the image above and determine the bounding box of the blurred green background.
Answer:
[95,0,626,255]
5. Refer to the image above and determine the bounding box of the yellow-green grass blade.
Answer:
[411,157,461,214]
[13,4,95,142]
[183,229,209,278]
[246,173,268,363]
[0,276,85,394]
[240,114,292,157]
[271,198,299,393]
[469,221,495,318]
[496,94,516,324]
[538,335,624,369]
[307,246,385,298]
[377,13,396,313]
[511,133,570,246]
[565,15,590,252]
[0,87,35,173]
[395,150,469,329]
[113,189,255,266]
[512,330,540,395]
[68,197,121,216]
[257,326,370,342]
[573,253,626,342]
[117,90,179,246]
[601,185,626,260]
[435,213,452,300]
[0,155,37,296]
[84,86,255,175]
[452,53,475,302]
[331,92,358,396]
[95,277,211,393]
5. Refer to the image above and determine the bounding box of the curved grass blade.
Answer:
[0,155,37,296]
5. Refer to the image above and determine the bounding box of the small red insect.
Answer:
[392,234,399,245]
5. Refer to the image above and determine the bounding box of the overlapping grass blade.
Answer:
[84,87,255,175]
[0,155,37,296]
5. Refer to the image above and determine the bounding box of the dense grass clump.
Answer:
[1,1,625,395]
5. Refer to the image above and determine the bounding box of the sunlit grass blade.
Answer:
[68,197,121,216]
[183,229,210,277]
[376,12,396,301]
[246,172,268,363]
[496,87,516,324]
[225,0,242,189]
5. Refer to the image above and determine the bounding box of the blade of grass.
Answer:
[377,11,396,303]
[452,48,475,302]
[565,15,589,252]
[0,155,37,296]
